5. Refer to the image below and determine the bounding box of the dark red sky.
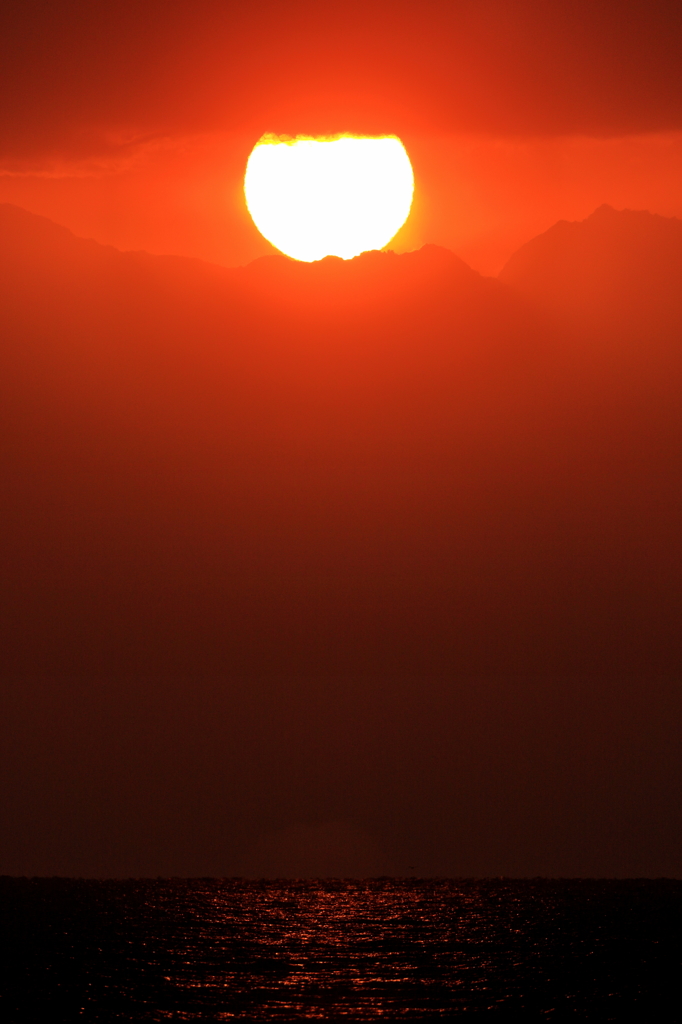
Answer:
[1,1,682,271]
[2,0,682,147]
[1,2,682,879]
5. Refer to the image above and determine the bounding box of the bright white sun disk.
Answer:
[244,135,414,262]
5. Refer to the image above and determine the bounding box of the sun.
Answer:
[244,134,414,262]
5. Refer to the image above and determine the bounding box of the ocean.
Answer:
[1,877,680,1021]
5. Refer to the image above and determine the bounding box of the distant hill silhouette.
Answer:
[500,204,682,339]
[237,243,490,307]
[1,201,681,683]
[0,203,512,336]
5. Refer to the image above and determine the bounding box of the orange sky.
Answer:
[1,1,681,273]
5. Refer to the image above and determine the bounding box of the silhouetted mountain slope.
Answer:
[238,243,489,305]
[0,202,233,284]
[0,203,511,336]
[500,204,682,338]
[1,202,681,684]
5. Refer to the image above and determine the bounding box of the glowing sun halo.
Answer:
[244,134,414,262]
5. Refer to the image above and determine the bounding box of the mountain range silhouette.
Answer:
[1,201,681,681]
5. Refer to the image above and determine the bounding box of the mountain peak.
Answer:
[499,205,682,334]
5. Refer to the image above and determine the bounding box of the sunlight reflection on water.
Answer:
[1,877,680,1020]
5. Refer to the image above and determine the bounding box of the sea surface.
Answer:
[1,877,680,1021]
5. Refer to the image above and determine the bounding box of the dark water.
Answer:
[1,878,680,1021]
